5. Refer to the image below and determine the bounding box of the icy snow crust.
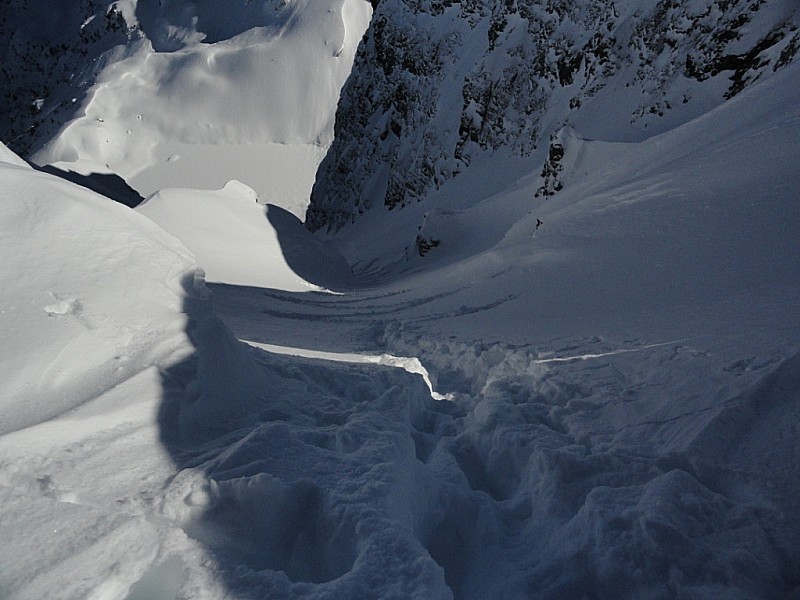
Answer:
[1,4,799,600]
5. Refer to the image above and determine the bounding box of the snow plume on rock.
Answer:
[307,0,800,231]
[534,126,583,198]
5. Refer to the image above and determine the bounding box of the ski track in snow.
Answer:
[530,338,691,364]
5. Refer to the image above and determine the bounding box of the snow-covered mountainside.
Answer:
[0,0,133,157]
[307,0,799,230]
[1,0,371,217]
[1,1,799,599]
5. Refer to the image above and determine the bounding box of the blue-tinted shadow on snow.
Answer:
[155,273,464,598]
[265,203,362,292]
[35,164,144,208]
[157,273,800,599]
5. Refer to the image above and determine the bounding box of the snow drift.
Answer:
[0,145,197,434]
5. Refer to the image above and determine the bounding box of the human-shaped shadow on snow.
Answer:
[156,274,458,598]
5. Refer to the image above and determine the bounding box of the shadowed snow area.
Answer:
[1,3,800,599]
[136,181,329,290]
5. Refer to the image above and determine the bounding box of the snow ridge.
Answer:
[2,0,372,212]
[242,339,454,400]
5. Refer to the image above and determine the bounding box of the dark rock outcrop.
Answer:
[307,0,799,232]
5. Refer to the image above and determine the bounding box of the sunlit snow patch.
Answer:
[32,0,373,218]
[137,181,325,291]
[242,340,454,401]
[0,142,197,434]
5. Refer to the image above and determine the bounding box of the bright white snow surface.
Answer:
[2,27,800,600]
[31,0,372,219]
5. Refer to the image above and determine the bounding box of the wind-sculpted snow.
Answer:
[241,339,454,400]
[1,0,371,214]
[200,280,799,599]
[136,181,326,290]
[0,144,198,434]
[308,0,800,231]
[1,8,799,600]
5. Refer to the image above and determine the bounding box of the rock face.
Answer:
[307,0,799,232]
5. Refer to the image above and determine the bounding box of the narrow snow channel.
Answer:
[241,340,453,401]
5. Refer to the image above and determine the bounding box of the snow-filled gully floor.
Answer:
[187,282,800,599]
[3,5,799,597]
[1,274,797,599]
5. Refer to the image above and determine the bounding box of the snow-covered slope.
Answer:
[308,0,800,230]
[0,146,197,435]
[136,180,354,290]
[206,58,800,599]
[0,142,305,599]
[1,2,799,599]
[2,0,371,218]
[0,142,448,599]
[0,0,134,157]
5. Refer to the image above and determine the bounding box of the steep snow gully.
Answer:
[1,0,799,599]
[181,273,800,600]
[158,57,800,597]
